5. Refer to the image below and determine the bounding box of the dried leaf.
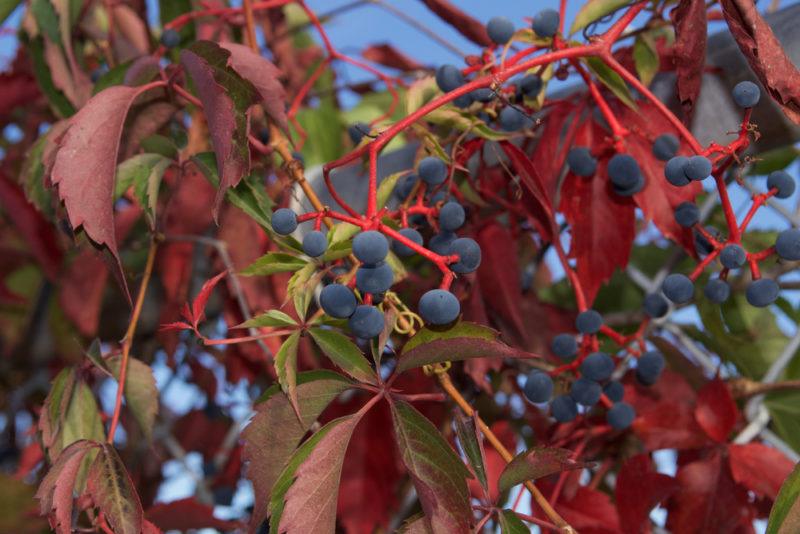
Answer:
[362,43,424,72]
[417,0,491,47]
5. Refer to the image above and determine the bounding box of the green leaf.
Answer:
[84,339,111,376]
[767,461,800,534]
[391,400,473,533]
[571,0,632,35]
[0,0,22,26]
[275,331,302,416]
[765,391,800,454]
[397,322,531,373]
[86,443,143,534]
[406,76,438,115]
[107,356,158,441]
[20,131,53,216]
[92,60,133,95]
[26,36,75,117]
[498,447,587,493]
[584,57,638,111]
[240,309,298,328]
[321,237,353,262]
[749,146,799,176]
[308,327,376,383]
[287,263,320,320]
[454,413,488,491]
[241,253,308,276]
[159,0,195,44]
[633,34,659,87]
[426,106,510,141]
[377,171,404,211]
[31,0,61,44]
[138,134,178,159]
[115,153,172,227]
[498,509,530,534]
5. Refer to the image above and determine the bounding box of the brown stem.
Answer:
[729,378,800,399]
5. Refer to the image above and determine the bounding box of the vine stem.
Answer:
[107,239,158,444]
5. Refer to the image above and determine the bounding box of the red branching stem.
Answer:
[570,59,628,151]
[714,172,740,242]
[689,250,721,281]
[739,191,776,234]
[749,258,762,280]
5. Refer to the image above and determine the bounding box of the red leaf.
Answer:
[728,443,794,500]
[362,43,424,72]
[671,0,708,121]
[694,378,738,442]
[191,271,228,327]
[549,485,621,534]
[667,450,753,533]
[219,42,288,131]
[0,171,62,280]
[615,453,679,534]
[501,141,557,241]
[145,498,240,531]
[531,102,578,201]
[417,0,492,47]
[58,249,109,337]
[719,0,800,123]
[158,321,193,332]
[475,222,525,337]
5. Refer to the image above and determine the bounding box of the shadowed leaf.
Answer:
[694,378,738,442]
[308,327,376,383]
[498,509,529,534]
[498,447,586,493]
[454,412,488,491]
[671,0,707,120]
[615,453,678,534]
[86,443,143,534]
[107,355,158,441]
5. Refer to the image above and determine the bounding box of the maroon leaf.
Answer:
[728,443,794,500]
[671,0,708,121]
[498,447,587,493]
[145,498,240,531]
[531,101,577,201]
[615,453,679,534]
[417,0,491,47]
[501,141,557,241]
[219,42,288,131]
[719,0,800,123]
[548,485,621,534]
[59,249,109,337]
[191,270,228,328]
[694,378,738,442]
[362,43,425,72]
[476,222,526,337]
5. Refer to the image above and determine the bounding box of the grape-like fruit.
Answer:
[746,278,779,307]
[356,262,394,294]
[662,273,693,304]
[352,231,389,265]
[348,305,384,338]
[471,88,495,103]
[302,230,327,257]
[523,370,553,403]
[767,170,796,199]
[608,154,642,190]
[532,9,560,37]
[435,64,464,93]
[499,106,529,131]
[567,147,597,177]
[607,402,635,429]
[319,284,357,318]
[419,289,461,325]
[429,231,457,255]
[519,74,543,97]
[720,244,746,269]
[652,134,679,161]
[160,28,181,49]
[636,351,665,386]
[580,352,615,381]
[551,395,578,422]
[643,293,669,318]
[449,238,481,274]
[271,208,297,235]
[684,155,712,181]
[454,93,474,109]
[674,202,700,228]
[487,16,515,44]
[551,333,577,360]
[347,122,369,144]
[575,309,603,334]
[394,174,419,200]
[732,81,760,108]
[603,381,624,403]
[704,278,731,304]
[776,228,800,261]
[570,378,602,406]
[419,157,448,186]
[439,202,466,231]
[392,228,424,257]
[665,156,690,187]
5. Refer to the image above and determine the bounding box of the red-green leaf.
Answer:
[615,453,679,534]
[694,378,738,442]
[454,412,488,492]
[275,331,302,417]
[308,327,377,383]
[107,355,159,441]
[86,443,144,534]
[390,400,473,533]
[498,509,529,534]
[243,370,351,530]
[497,447,586,493]
[728,443,794,500]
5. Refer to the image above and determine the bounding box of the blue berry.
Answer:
[523,371,553,403]
[352,231,389,265]
[612,176,644,197]
[732,81,760,108]
[394,174,419,200]
[392,228,424,257]
[746,278,779,307]
[720,244,746,269]
[532,9,559,38]
[419,157,448,186]
[767,170,796,199]
[643,293,669,318]
[662,273,693,304]
[487,16,515,44]
[499,106,529,131]
[567,147,597,177]
[471,88,495,103]
[674,202,700,228]
[160,28,181,48]
[429,231,457,255]
[348,305,384,338]
[603,381,624,403]
[776,228,800,260]
[439,202,466,231]
[271,208,297,235]
[576,309,603,334]
[519,74,543,97]
[419,289,460,325]
[454,92,474,109]
[302,230,327,257]
[551,395,578,422]
[570,378,602,406]
[636,351,665,385]
[435,64,464,92]
[665,156,690,187]
[347,122,369,144]
[551,333,577,360]
[356,262,394,294]
[607,402,635,429]
[319,284,357,318]
[652,134,680,161]
[683,155,712,181]
[449,238,481,274]
[704,278,731,304]
[580,352,615,381]
[608,154,642,190]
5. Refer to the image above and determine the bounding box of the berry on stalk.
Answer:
[356,262,394,294]
[348,305,384,339]
[551,395,578,422]
[636,351,665,386]
[570,378,602,406]
[419,157,448,186]
[767,170,796,199]
[487,16,515,44]
[683,155,712,181]
[704,278,731,304]
[643,293,669,318]
[302,230,328,257]
[271,208,297,235]
[439,201,466,231]
[419,289,461,325]
[576,309,603,334]
[665,156,690,187]
[732,81,760,108]
[320,284,357,319]
[449,237,481,274]
[603,381,625,403]
[567,147,597,177]
[352,231,389,265]
[435,64,464,92]
[523,371,553,403]
[720,244,746,269]
[551,333,577,360]
[652,134,679,161]
[160,28,181,49]
[607,402,635,429]
[746,278,779,307]
[662,273,694,304]
[392,228,423,257]
[580,352,615,381]
[776,228,800,261]
[532,9,560,37]
[674,202,700,228]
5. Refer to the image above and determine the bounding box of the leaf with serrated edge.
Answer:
[244,370,351,529]
[403,322,498,353]
[571,0,632,34]
[308,328,376,383]
[86,443,143,534]
[241,252,307,276]
[107,356,158,441]
[498,509,530,534]
[498,447,587,493]
[275,331,302,417]
[287,263,320,320]
[238,309,298,328]
[114,153,171,227]
[454,412,488,491]
[768,461,800,534]
[391,400,473,533]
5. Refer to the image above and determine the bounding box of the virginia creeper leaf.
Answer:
[238,309,298,329]
[615,453,679,534]
[498,447,586,493]
[584,57,638,111]
[114,153,172,228]
[728,443,794,501]
[570,0,631,35]
[107,355,159,442]
[145,498,240,531]
[86,443,144,534]
[671,0,707,120]
[275,331,302,417]
[308,327,377,383]
[498,509,529,534]
[768,461,800,534]
[694,378,738,442]
[241,252,307,276]
[633,33,659,87]
[453,412,488,491]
